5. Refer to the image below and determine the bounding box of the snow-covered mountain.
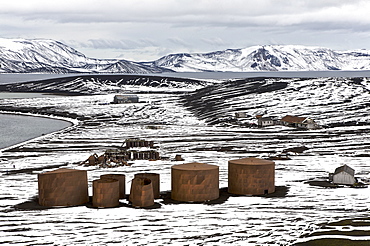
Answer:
[0,38,170,73]
[3,38,370,73]
[149,45,370,72]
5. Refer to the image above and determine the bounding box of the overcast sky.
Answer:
[1,0,370,61]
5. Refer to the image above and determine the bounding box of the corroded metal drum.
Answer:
[92,178,120,208]
[38,168,88,207]
[101,174,126,199]
[129,177,155,207]
[171,162,219,202]
[228,157,275,195]
[134,173,160,198]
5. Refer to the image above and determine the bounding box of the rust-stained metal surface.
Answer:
[134,173,160,199]
[171,162,219,202]
[100,174,126,199]
[129,177,155,207]
[92,178,120,208]
[38,168,89,207]
[228,157,275,195]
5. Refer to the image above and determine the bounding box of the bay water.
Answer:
[0,113,72,149]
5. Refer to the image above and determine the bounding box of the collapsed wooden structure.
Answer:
[80,138,160,168]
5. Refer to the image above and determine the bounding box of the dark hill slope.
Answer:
[182,77,370,126]
[0,74,207,94]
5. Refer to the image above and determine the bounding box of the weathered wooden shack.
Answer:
[280,115,318,129]
[329,164,356,185]
[113,95,139,104]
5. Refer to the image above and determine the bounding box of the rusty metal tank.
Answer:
[92,178,120,208]
[228,157,275,195]
[100,174,126,199]
[171,162,219,202]
[129,177,155,207]
[38,168,89,207]
[134,173,160,198]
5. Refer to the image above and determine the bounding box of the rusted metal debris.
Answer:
[80,139,160,168]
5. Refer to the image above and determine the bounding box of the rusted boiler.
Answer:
[171,162,219,202]
[129,177,155,207]
[38,168,89,207]
[100,174,126,199]
[92,178,120,208]
[228,157,275,195]
[134,173,160,198]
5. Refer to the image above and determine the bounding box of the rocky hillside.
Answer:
[0,74,207,94]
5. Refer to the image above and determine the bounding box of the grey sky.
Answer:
[1,0,370,61]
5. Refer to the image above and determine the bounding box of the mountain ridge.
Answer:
[150,45,370,72]
[2,38,370,73]
[0,38,171,74]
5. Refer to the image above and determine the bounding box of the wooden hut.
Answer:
[38,168,88,207]
[113,95,139,104]
[171,162,219,202]
[330,164,356,185]
[228,157,275,195]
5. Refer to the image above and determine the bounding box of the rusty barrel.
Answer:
[129,177,154,207]
[171,162,219,202]
[100,174,126,199]
[228,157,275,195]
[38,168,88,207]
[134,173,160,198]
[92,178,120,208]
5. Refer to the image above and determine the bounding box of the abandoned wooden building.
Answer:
[113,95,139,104]
[256,115,276,127]
[280,115,318,129]
[329,164,356,185]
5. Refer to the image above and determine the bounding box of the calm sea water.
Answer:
[0,113,72,149]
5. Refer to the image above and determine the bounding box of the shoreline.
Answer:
[0,110,78,152]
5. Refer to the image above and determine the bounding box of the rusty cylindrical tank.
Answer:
[129,177,154,207]
[92,178,120,208]
[38,168,89,207]
[171,162,219,202]
[228,157,275,195]
[134,173,160,198]
[100,174,126,199]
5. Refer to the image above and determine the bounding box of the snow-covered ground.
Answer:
[0,77,370,245]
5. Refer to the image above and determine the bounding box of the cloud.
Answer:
[2,0,369,28]
[167,37,191,48]
[82,39,158,50]
[2,0,370,60]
